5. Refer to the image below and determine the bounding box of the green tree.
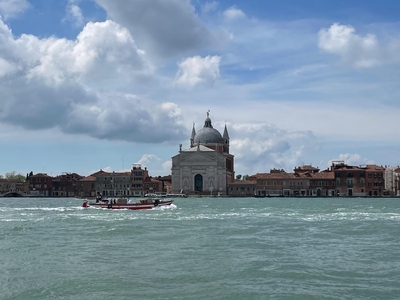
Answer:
[236,174,242,180]
[5,171,26,182]
[243,174,250,180]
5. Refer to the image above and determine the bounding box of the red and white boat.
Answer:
[82,197,173,210]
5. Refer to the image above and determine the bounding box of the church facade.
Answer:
[171,112,235,195]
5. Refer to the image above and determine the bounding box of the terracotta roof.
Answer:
[332,165,365,171]
[96,171,131,176]
[251,171,334,180]
[365,164,385,171]
[310,172,334,179]
[229,180,256,185]
[79,176,96,182]
[30,173,52,178]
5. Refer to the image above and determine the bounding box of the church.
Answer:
[171,112,235,195]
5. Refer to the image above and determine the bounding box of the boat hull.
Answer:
[82,200,173,210]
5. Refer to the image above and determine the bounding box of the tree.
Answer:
[236,174,242,180]
[243,174,250,180]
[5,171,26,182]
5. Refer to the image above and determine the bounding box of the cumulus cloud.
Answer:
[136,154,161,166]
[329,153,374,167]
[93,0,213,60]
[0,0,30,20]
[135,154,173,176]
[65,0,84,28]
[318,23,382,68]
[227,122,316,175]
[223,6,246,21]
[175,55,221,87]
[201,1,219,14]
[0,18,186,143]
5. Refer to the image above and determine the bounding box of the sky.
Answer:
[1,0,400,178]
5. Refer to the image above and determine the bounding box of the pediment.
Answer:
[179,151,218,163]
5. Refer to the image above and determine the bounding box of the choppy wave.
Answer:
[1,197,400,299]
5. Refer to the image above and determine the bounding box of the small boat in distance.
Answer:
[166,193,187,198]
[145,192,187,198]
[82,197,173,210]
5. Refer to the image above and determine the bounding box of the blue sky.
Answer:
[1,0,400,177]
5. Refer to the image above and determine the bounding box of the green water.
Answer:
[1,197,399,299]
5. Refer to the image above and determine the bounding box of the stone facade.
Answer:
[171,113,234,195]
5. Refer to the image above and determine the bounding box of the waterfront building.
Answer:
[248,165,335,197]
[78,175,96,198]
[365,164,385,196]
[228,180,256,197]
[51,173,83,197]
[29,173,52,196]
[0,179,28,196]
[130,164,149,197]
[143,176,163,195]
[171,112,234,195]
[395,167,400,196]
[309,169,335,196]
[331,161,366,197]
[384,166,396,196]
[93,170,131,197]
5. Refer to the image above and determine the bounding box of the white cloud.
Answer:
[66,0,84,28]
[175,55,221,87]
[136,154,161,166]
[223,6,246,21]
[0,57,16,77]
[226,122,316,175]
[0,0,30,19]
[201,1,219,14]
[318,23,381,68]
[162,160,172,171]
[0,18,186,143]
[93,0,213,60]
[329,153,374,167]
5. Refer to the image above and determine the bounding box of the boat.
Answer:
[82,197,173,210]
[166,193,187,198]
[144,192,187,198]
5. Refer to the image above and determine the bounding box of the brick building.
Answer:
[52,173,83,197]
[29,173,53,196]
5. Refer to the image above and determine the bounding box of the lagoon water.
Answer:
[1,197,400,300]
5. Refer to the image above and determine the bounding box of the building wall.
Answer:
[29,173,52,196]
[228,181,256,196]
[95,172,131,197]
[365,165,385,196]
[171,148,228,195]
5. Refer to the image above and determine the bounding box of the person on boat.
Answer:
[154,199,160,207]
[96,193,102,203]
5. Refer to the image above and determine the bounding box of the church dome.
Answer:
[193,115,224,144]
